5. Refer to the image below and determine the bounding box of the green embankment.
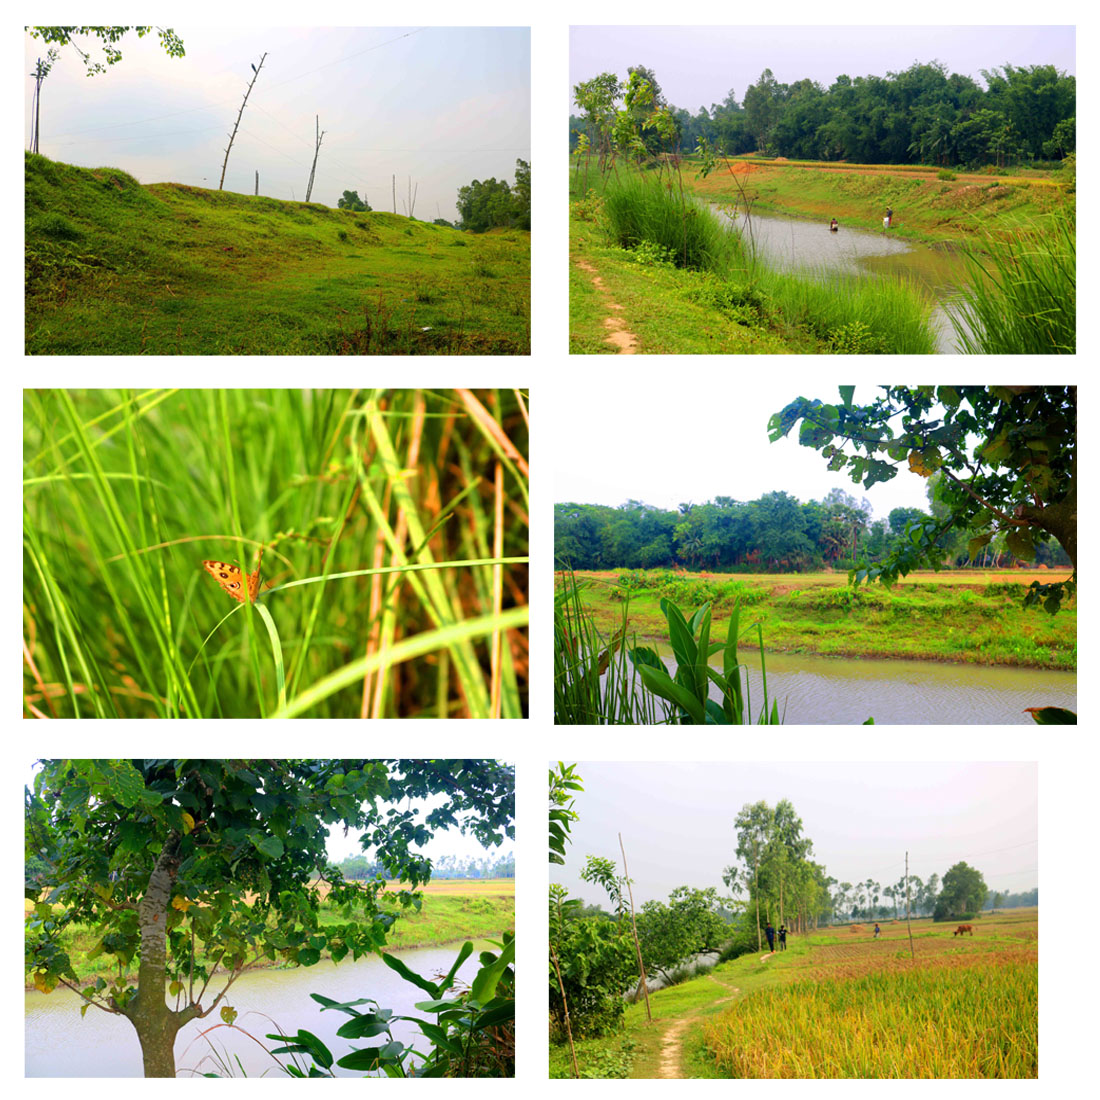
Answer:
[25,153,530,354]
[685,158,1071,241]
[568,570,1076,670]
[25,889,515,991]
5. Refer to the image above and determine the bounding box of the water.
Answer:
[627,646,1075,725]
[711,205,972,352]
[25,938,500,1078]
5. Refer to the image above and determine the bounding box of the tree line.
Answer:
[571,60,1075,168]
[332,849,514,880]
[555,484,1069,574]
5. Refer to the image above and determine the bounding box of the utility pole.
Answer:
[220,53,266,191]
[905,851,915,961]
[254,170,259,196]
[304,115,325,203]
[392,174,396,214]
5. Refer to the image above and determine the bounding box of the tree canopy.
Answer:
[769,386,1076,610]
[456,159,530,233]
[25,759,513,1077]
[337,189,370,212]
[27,26,185,77]
[934,861,989,919]
[570,59,1074,168]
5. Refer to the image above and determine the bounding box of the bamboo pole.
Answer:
[905,851,915,961]
[619,832,651,1022]
[549,941,580,1079]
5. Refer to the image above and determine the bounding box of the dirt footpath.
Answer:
[574,258,638,353]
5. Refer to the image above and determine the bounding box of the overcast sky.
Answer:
[552,382,946,522]
[569,25,1076,112]
[552,761,1037,906]
[25,26,530,220]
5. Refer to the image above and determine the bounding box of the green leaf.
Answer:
[336,1013,392,1040]
[1024,706,1075,725]
[469,936,515,1003]
[382,949,442,997]
[249,833,285,860]
[637,663,705,724]
[296,947,321,966]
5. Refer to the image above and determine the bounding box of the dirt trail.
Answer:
[575,258,638,353]
[654,975,741,1079]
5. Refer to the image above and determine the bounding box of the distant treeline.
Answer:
[985,888,1037,910]
[331,850,514,881]
[555,486,1070,573]
[570,60,1075,168]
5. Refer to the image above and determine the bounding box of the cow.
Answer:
[953,924,974,937]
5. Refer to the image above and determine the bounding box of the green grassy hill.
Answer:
[25,153,530,354]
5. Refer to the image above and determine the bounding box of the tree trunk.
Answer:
[125,832,185,1077]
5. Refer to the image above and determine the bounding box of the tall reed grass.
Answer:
[599,175,744,274]
[703,958,1036,1078]
[554,570,668,724]
[23,389,528,718]
[950,211,1076,353]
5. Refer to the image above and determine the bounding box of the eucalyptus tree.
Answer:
[25,759,513,1078]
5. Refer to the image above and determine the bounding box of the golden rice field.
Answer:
[703,911,1037,1078]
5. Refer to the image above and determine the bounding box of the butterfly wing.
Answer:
[203,560,248,602]
[246,548,265,602]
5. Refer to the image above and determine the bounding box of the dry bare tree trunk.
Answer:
[305,116,325,203]
[219,53,266,191]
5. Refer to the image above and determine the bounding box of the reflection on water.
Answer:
[711,205,972,352]
[25,938,499,1078]
[638,646,1075,725]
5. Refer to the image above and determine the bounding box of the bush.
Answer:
[937,169,957,181]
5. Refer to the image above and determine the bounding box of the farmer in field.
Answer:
[873,922,881,939]
[885,206,893,227]
[778,923,788,950]
[765,921,776,953]
[829,217,839,232]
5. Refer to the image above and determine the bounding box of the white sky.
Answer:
[569,25,1076,112]
[552,382,937,523]
[25,25,530,221]
[551,761,1037,906]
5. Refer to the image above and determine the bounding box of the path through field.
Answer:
[574,258,639,353]
[655,974,741,1079]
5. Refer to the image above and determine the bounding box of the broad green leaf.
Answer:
[469,936,515,1003]
[296,947,321,966]
[382,949,442,997]
[637,664,705,723]
[336,1013,392,1040]
[249,833,284,860]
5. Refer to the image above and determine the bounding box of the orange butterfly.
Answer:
[203,549,264,603]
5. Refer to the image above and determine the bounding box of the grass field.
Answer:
[25,154,530,355]
[563,568,1076,670]
[25,879,515,991]
[551,908,1037,1079]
